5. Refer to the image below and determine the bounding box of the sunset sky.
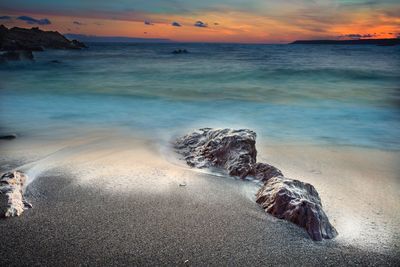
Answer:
[0,0,399,43]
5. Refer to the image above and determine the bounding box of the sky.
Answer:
[0,0,399,43]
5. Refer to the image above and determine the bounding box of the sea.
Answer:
[1,43,399,150]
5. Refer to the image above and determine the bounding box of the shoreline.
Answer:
[0,132,399,264]
[1,168,399,265]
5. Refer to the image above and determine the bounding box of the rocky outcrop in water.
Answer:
[0,25,87,51]
[172,49,189,54]
[0,171,31,218]
[71,39,87,49]
[174,128,337,241]
[0,50,34,62]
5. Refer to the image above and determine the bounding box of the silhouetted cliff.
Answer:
[0,25,87,51]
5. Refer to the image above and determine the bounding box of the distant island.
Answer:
[291,38,400,46]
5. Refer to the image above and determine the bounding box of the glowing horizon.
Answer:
[0,0,399,43]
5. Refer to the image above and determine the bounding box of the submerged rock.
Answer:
[0,171,29,218]
[256,177,338,241]
[174,128,337,241]
[71,39,87,49]
[172,49,189,54]
[0,50,34,61]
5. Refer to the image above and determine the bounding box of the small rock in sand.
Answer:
[0,171,29,218]
[0,134,17,140]
[23,200,33,209]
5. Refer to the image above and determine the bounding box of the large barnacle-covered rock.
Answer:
[175,128,257,178]
[256,177,338,241]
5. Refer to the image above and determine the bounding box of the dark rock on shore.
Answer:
[0,25,87,51]
[0,171,30,218]
[174,128,257,178]
[0,134,17,140]
[256,177,338,241]
[251,162,283,182]
[174,128,337,241]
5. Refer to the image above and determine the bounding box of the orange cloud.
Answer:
[1,4,399,43]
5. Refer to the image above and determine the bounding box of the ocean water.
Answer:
[0,43,399,150]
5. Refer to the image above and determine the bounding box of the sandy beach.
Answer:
[1,3,400,264]
[1,131,399,266]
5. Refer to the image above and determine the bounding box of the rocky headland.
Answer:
[0,25,87,61]
[291,38,400,46]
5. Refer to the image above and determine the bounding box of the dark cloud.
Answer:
[17,16,51,25]
[382,8,400,19]
[73,21,84,25]
[0,16,12,20]
[343,34,362,38]
[144,20,153,25]
[171,21,181,27]
[194,21,207,27]
[339,33,377,39]
[308,27,327,33]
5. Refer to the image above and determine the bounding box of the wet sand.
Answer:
[0,132,399,266]
[258,141,400,254]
